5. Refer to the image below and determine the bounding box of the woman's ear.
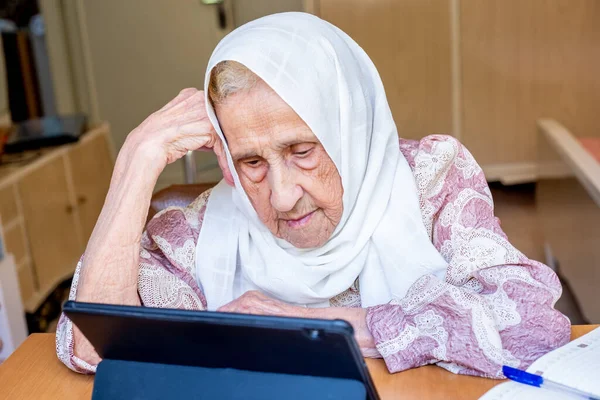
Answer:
[214,139,235,187]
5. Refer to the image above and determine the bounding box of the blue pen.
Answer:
[503,366,599,399]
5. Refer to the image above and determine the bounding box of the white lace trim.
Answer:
[443,224,522,286]
[390,275,448,313]
[479,265,553,294]
[437,361,463,374]
[376,325,420,357]
[413,139,457,199]
[415,309,448,360]
[55,259,98,373]
[454,146,479,180]
[376,309,449,360]
[138,262,205,310]
[446,285,520,367]
[412,139,459,238]
[439,188,493,228]
[330,281,361,308]
[152,236,196,272]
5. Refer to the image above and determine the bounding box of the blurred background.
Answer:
[0,0,598,360]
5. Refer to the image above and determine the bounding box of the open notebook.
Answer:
[480,327,600,399]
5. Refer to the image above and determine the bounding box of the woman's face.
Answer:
[215,81,343,248]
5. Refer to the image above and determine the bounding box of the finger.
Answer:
[168,90,206,114]
[164,98,210,127]
[164,134,220,165]
[217,303,237,312]
[161,107,209,129]
[171,137,216,158]
[159,88,199,111]
[175,135,218,154]
[161,94,207,121]
[243,290,264,299]
[176,120,217,140]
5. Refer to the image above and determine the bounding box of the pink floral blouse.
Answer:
[56,135,571,377]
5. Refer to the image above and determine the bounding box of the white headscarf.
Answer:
[197,12,447,311]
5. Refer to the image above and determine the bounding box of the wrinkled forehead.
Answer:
[215,82,321,159]
[204,17,344,169]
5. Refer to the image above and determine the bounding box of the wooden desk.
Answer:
[0,326,597,400]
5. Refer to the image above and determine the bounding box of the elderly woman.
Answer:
[56,13,569,377]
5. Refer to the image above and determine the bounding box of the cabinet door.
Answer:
[18,156,81,295]
[0,185,19,224]
[68,132,113,243]
[17,261,36,305]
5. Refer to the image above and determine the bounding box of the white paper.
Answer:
[480,327,600,399]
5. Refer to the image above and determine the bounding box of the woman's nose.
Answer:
[268,166,303,212]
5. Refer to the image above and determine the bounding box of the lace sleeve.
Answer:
[55,190,212,373]
[365,136,570,378]
[138,190,210,309]
[55,257,98,374]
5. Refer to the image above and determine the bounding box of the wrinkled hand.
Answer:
[218,291,377,356]
[217,290,307,318]
[124,88,233,184]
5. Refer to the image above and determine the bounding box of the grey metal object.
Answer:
[200,0,228,29]
[29,14,57,116]
[183,151,197,184]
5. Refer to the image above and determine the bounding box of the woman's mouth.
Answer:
[285,210,316,228]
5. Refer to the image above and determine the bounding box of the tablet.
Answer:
[63,301,379,400]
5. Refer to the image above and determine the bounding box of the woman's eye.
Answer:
[293,145,314,157]
[244,159,262,167]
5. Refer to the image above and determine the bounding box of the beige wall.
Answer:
[233,0,303,26]
[320,0,454,141]
[318,0,600,182]
[460,0,600,166]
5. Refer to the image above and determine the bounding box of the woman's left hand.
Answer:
[218,290,378,356]
[217,290,307,318]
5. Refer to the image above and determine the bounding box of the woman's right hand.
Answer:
[122,88,222,178]
[71,88,234,367]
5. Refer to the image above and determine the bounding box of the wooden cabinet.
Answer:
[0,187,19,222]
[0,124,113,312]
[15,262,35,304]
[18,156,83,296]
[67,131,113,243]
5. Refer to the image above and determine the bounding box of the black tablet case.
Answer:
[64,301,379,400]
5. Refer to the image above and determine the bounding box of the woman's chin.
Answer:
[285,236,325,249]
[273,211,335,248]
[279,225,331,249]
